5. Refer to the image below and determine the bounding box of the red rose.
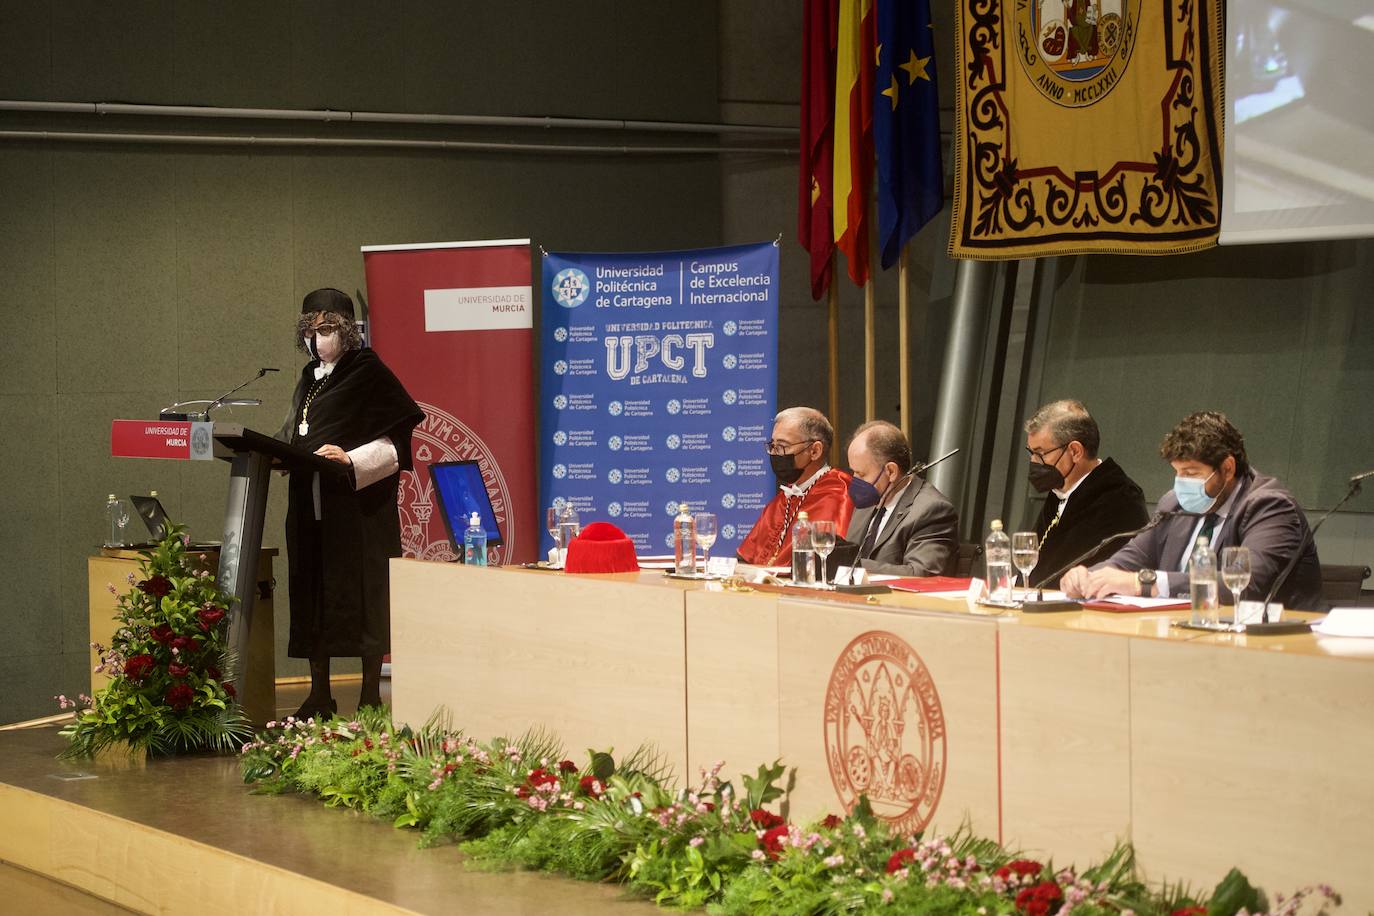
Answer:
[702,801,715,813]
[150,624,174,644]
[749,808,784,829]
[139,575,172,598]
[557,759,578,774]
[887,847,919,874]
[223,682,236,699]
[171,636,200,654]
[164,683,194,711]
[123,654,155,682]
[759,824,789,859]
[1015,881,1063,916]
[578,775,604,798]
[168,662,190,678]
[526,767,558,789]
[1171,908,1208,916]
[997,859,1045,881]
[196,607,226,632]
[206,666,222,681]
[822,813,843,829]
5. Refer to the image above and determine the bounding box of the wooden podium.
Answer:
[108,420,347,718]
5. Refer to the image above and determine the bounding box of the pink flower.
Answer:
[689,837,704,848]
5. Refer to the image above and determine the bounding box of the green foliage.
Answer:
[1207,868,1267,916]
[240,711,1331,916]
[61,522,251,758]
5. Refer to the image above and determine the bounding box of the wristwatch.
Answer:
[1136,568,1157,597]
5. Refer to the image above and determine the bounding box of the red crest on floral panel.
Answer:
[824,631,946,834]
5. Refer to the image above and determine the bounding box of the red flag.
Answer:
[833,0,875,286]
[799,0,838,300]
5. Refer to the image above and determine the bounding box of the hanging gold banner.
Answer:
[950,0,1223,259]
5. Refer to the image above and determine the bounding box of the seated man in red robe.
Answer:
[736,406,854,566]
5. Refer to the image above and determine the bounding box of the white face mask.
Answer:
[313,331,342,364]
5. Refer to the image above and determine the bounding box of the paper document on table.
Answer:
[1086,595,1192,610]
[1311,607,1374,638]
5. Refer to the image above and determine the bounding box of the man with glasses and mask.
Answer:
[843,421,958,576]
[1023,400,1147,587]
[736,406,854,566]
[1061,410,1324,610]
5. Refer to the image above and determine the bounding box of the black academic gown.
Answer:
[281,348,424,658]
[1028,457,1149,588]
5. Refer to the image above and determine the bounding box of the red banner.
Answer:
[363,239,536,565]
[111,419,214,461]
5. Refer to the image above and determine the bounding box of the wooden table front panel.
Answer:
[684,589,781,780]
[1129,639,1374,912]
[998,624,1133,865]
[389,561,690,776]
[774,598,1001,839]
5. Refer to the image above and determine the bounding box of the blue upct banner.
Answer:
[539,241,779,556]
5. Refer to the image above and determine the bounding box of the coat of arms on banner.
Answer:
[951,0,1223,258]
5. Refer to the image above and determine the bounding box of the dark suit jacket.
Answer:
[1094,469,1325,610]
[1029,457,1148,588]
[844,476,959,577]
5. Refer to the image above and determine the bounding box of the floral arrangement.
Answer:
[240,708,1341,915]
[60,522,252,758]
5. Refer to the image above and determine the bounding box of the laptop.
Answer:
[430,460,503,559]
[130,494,170,542]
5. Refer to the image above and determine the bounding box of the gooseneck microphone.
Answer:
[160,367,279,421]
[1259,474,1366,620]
[1021,509,1205,612]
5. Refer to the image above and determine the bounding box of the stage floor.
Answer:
[0,721,657,914]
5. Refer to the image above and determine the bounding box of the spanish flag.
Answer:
[832,0,875,287]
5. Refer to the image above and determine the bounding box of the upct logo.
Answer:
[552,268,591,308]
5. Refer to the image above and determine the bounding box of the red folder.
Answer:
[887,576,974,593]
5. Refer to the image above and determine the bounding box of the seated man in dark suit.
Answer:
[1061,411,1324,610]
[844,420,958,577]
[1024,400,1148,587]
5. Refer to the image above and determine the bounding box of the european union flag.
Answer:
[874,0,943,269]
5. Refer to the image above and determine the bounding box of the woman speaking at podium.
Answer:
[279,288,424,720]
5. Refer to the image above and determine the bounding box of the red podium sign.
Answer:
[111,419,215,461]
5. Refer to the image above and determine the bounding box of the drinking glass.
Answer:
[546,506,563,562]
[694,513,718,568]
[811,519,837,588]
[1011,531,1039,602]
[1221,546,1252,612]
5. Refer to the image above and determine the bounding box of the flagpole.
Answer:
[898,241,910,441]
[864,275,875,422]
[827,255,841,467]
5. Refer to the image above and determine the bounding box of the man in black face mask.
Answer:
[844,421,959,577]
[1023,400,1147,587]
[736,407,854,566]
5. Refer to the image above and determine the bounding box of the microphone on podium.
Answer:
[1258,470,1368,620]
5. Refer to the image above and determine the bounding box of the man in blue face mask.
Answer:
[1061,411,1324,610]
[843,421,959,577]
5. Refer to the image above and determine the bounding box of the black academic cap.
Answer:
[301,288,355,320]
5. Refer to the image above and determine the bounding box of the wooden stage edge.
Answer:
[0,726,656,916]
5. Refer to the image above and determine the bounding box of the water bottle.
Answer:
[558,505,580,557]
[463,512,488,566]
[792,511,816,585]
[1189,535,1218,626]
[673,503,697,575]
[985,519,1013,604]
[106,494,130,548]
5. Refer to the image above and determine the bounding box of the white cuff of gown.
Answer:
[347,436,399,490]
